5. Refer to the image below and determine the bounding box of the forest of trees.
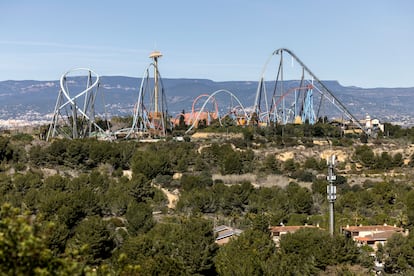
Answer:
[1,122,414,274]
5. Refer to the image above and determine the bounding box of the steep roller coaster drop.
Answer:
[253,48,365,132]
[183,48,365,134]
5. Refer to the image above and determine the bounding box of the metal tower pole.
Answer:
[327,155,337,235]
[149,51,163,115]
[154,57,159,114]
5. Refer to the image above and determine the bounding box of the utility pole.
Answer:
[327,155,337,235]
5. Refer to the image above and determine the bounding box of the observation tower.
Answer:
[149,50,163,117]
[119,50,171,139]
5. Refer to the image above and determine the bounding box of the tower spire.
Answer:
[149,50,163,114]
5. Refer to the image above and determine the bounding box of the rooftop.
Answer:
[341,225,403,232]
[354,231,399,242]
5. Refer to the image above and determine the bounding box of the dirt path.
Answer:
[159,187,178,209]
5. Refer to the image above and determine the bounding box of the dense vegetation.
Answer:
[1,122,414,274]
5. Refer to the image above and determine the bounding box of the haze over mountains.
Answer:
[0,76,414,127]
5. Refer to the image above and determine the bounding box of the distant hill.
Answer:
[0,76,413,125]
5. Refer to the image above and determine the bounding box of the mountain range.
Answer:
[0,76,413,126]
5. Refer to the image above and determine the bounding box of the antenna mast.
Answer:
[327,155,337,235]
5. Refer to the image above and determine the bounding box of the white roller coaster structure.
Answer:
[115,51,171,139]
[47,68,111,141]
[185,89,249,134]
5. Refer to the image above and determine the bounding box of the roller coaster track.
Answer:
[185,89,249,134]
[115,61,171,139]
[254,48,367,134]
[47,68,110,141]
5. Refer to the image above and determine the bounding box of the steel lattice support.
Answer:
[302,86,316,124]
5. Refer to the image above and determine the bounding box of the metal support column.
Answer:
[327,155,337,235]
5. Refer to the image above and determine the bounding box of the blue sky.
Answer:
[0,0,413,88]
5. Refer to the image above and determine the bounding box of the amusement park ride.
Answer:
[253,48,364,130]
[46,48,368,141]
[46,68,110,141]
[121,50,171,139]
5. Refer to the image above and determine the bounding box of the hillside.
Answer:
[1,77,414,125]
[1,124,414,274]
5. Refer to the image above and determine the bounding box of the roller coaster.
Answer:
[171,94,219,128]
[47,68,111,141]
[184,89,249,133]
[116,50,171,139]
[253,48,365,131]
[47,48,367,140]
[183,48,366,134]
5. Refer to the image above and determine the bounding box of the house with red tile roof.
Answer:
[341,224,408,251]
